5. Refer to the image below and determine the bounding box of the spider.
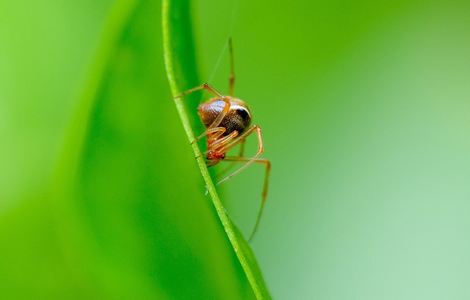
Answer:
[176,39,271,242]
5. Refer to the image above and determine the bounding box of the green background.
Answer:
[2,0,470,299]
[196,0,470,299]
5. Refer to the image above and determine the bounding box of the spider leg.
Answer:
[208,129,267,242]
[221,156,271,242]
[219,125,263,156]
[206,96,231,130]
[211,130,238,149]
[216,124,265,208]
[175,82,223,98]
[215,138,246,178]
[176,82,232,143]
[203,130,238,158]
[228,38,235,96]
[192,127,225,144]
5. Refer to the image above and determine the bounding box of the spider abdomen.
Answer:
[198,97,252,136]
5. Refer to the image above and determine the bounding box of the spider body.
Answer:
[175,39,270,242]
[198,97,252,163]
[198,98,252,137]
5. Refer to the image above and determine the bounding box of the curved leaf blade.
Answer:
[162,0,271,298]
[0,0,258,298]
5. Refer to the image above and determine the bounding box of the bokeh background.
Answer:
[2,0,470,299]
[196,0,470,299]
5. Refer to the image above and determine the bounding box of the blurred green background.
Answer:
[196,0,470,299]
[2,0,470,299]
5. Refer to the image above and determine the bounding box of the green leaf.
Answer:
[162,0,271,298]
[0,0,267,298]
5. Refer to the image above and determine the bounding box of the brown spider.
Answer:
[176,39,271,242]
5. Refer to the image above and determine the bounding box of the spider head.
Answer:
[206,150,225,161]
